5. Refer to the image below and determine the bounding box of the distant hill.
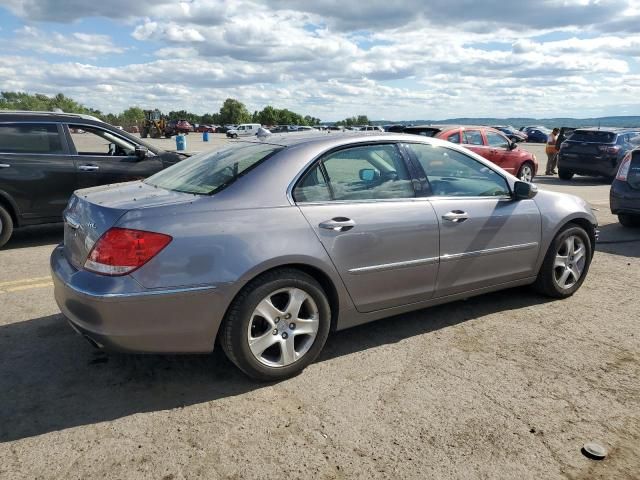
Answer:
[373,116,640,129]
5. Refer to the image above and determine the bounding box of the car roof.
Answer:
[403,124,499,131]
[572,127,636,133]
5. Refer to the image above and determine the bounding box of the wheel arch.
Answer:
[0,190,20,227]
[217,259,346,344]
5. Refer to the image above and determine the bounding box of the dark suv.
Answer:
[610,147,640,227]
[0,111,187,247]
[557,127,640,180]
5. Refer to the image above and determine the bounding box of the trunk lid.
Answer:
[63,181,195,269]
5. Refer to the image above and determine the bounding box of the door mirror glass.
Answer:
[513,180,538,200]
[135,145,148,160]
[508,141,517,150]
[359,168,378,182]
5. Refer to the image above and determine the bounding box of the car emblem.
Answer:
[87,222,96,229]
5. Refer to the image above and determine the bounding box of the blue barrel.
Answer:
[176,134,186,151]
[203,130,209,142]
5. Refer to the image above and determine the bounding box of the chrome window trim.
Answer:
[348,256,439,275]
[440,242,538,262]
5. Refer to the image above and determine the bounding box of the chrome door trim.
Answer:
[440,242,538,262]
[348,256,439,275]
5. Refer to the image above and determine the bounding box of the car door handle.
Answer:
[78,165,99,171]
[319,217,356,232]
[442,210,469,223]
[0,163,10,168]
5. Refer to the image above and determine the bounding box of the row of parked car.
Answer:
[1,111,639,249]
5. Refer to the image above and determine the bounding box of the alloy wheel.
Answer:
[519,164,533,182]
[247,287,319,367]
[553,235,586,289]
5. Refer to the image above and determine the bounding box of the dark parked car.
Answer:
[521,126,551,143]
[493,126,527,143]
[557,128,640,180]
[0,111,187,248]
[51,133,596,380]
[610,147,640,227]
[402,125,538,181]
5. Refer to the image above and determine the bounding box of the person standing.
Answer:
[545,128,560,175]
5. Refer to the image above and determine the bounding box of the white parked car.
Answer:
[362,125,385,132]
[226,123,262,138]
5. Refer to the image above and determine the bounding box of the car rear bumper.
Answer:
[610,180,640,214]
[50,245,229,354]
[558,154,619,177]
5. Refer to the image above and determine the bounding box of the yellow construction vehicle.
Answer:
[141,109,169,138]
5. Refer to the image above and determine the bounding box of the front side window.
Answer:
[486,131,510,149]
[462,130,484,145]
[68,124,136,157]
[0,123,64,154]
[407,143,510,197]
[293,144,414,202]
[145,142,282,195]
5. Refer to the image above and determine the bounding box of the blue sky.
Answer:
[1,0,639,121]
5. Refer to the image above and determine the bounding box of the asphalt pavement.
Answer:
[0,138,638,479]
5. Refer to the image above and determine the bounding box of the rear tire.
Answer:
[141,128,149,139]
[532,224,592,298]
[220,269,331,381]
[0,205,14,249]
[618,214,640,228]
[558,169,574,180]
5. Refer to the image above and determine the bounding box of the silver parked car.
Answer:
[51,133,597,380]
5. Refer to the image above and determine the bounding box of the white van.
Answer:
[226,123,261,138]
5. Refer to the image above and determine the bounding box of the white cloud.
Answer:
[12,26,126,58]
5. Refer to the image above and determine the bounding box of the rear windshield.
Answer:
[145,142,282,195]
[569,130,616,143]
[403,128,440,137]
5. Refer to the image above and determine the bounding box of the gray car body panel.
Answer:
[51,133,597,353]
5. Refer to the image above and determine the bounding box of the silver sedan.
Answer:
[51,133,597,380]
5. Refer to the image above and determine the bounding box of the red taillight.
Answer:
[616,153,632,182]
[84,228,172,276]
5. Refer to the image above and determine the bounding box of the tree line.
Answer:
[0,92,329,127]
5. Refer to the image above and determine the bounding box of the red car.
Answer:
[196,124,216,133]
[403,125,538,182]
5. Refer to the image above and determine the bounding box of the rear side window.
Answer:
[0,123,64,154]
[293,144,414,202]
[447,132,461,144]
[570,130,616,143]
[145,142,282,195]
[462,130,484,145]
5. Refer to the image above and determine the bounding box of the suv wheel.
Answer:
[0,205,14,248]
[533,224,592,298]
[517,161,535,182]
[558,169,574,180]
[220,268,331,381]
[618,213,640,228]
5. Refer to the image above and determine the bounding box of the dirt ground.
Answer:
[0,141,638,479]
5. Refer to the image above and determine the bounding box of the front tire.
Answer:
[517,161,535,182]
[532,224,592,298]
[558,169,574,180]
[619,213,640,228]
[220,269,331,381]
[0,205,14,248]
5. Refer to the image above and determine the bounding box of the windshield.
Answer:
[145,142,283,195]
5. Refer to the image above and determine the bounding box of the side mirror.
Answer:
[359,168,378,182]
[508,141,517,150]
[513,180,538,200]
[135,145,148,160]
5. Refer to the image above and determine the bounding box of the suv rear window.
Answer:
[145,142,282,195]
[0,123,64,154]
[569,130,616,143]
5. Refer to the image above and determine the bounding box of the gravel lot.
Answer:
[0,138,638,479]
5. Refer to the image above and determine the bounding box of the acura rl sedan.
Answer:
[51,133,597,380]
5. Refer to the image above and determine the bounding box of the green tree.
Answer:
[219,98,251,125]
[119,107,145,127]
[258,105,278,126]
